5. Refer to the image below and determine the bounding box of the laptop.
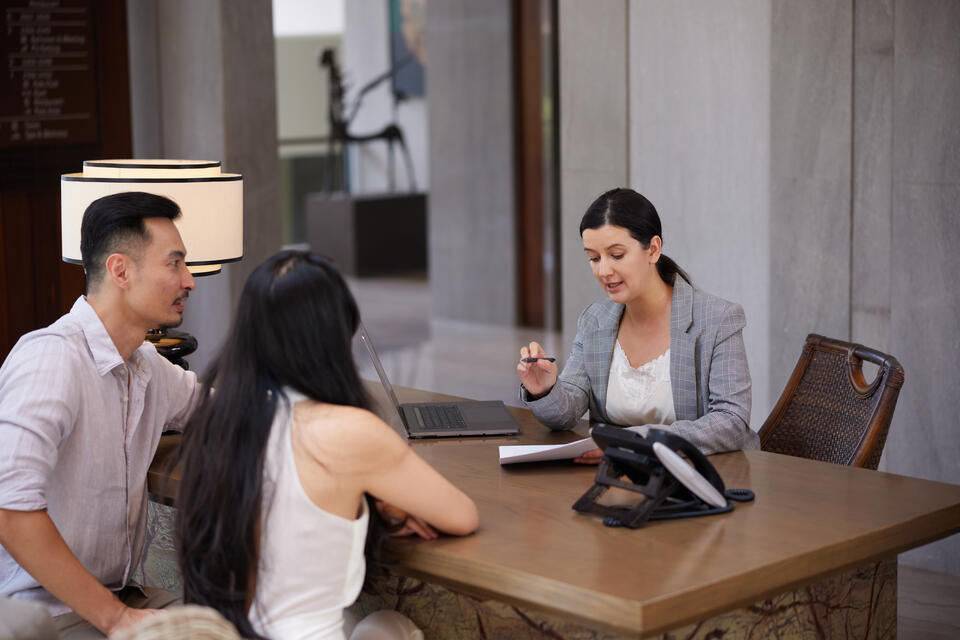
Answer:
[358,323,521,438]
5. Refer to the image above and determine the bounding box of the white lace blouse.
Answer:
[604,341,676,427]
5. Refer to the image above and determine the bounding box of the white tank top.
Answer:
[250,389,370,640]
[604,342,676,427]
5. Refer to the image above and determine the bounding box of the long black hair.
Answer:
[175,251,380,638]
[579,187,691,285]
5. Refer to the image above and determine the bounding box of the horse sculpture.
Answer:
[319,48,418,193]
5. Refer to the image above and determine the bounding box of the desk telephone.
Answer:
[573,425,755,528]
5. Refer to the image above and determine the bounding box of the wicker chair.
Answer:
[758,334,904,470]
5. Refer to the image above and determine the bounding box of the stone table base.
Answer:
[349,559,896,639]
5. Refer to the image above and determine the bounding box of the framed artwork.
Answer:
[389,0,425,98]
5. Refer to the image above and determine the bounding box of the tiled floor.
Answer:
[899,564,960,639]
[348,274,960,639]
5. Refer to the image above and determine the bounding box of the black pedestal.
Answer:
[305,192,427,276]
[146,328,196,370]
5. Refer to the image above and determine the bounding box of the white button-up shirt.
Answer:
[0,297,201,615]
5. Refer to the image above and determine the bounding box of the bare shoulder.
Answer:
[292,401,407,473]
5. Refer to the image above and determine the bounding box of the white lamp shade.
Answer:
[188,263,222,276]
[61,160,243,271]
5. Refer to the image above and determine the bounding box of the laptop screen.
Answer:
[357,322,405,424]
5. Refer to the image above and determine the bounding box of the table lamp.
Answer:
[60,159,243,367]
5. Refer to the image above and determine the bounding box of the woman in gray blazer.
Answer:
[518,188,760,457]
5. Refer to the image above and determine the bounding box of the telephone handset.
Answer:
[572,425,755,528]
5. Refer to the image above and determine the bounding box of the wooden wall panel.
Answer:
[515,0,545,327]
[0,0,127,360]
[0,196,8,353]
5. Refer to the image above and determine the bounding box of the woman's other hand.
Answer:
[517,341,558,398]
[375,500,439,540]
[572,448,604,464]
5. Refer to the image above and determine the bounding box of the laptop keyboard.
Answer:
[417,404,466,430]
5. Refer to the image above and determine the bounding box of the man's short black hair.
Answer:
[80,192,181,291]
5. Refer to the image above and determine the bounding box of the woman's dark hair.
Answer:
[80,191,181,291]
[579,187,690,285]
[175,251,383,638]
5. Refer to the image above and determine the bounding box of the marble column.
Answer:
[425,0,517,325]
[557,0,629,354]
[126,0,282,373]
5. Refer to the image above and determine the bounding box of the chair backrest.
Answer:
[759,334,905,470]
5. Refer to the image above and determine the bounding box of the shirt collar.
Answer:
[71,297,129,376]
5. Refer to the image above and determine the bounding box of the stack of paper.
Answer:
[498,437,597,465]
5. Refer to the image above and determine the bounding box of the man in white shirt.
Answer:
[0,192,202,637]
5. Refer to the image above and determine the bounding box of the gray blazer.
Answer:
[522,276,760,454]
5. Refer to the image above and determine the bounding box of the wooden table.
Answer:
[148,384,960,638]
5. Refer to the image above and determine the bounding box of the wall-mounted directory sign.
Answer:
[0,0,98,148]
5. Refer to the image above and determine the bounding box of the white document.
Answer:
[498,437,597,465]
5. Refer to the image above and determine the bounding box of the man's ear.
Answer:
[104,253,134,290]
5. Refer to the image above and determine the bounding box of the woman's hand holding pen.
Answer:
[517,341,558,398]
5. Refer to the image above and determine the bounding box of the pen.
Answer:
[522,357,556,363]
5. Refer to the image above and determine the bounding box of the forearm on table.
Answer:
[663,410,753,455]
[525,380,589,430]
[0,508,126,633]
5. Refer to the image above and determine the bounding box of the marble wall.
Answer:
[629,0,771,421]
[851,0,893,353]
[425,0,517,324]
[886,0,960,574]
[769,0,853,403]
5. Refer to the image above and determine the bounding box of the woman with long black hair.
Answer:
[176,251,478,639]
[517,188,759,459]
